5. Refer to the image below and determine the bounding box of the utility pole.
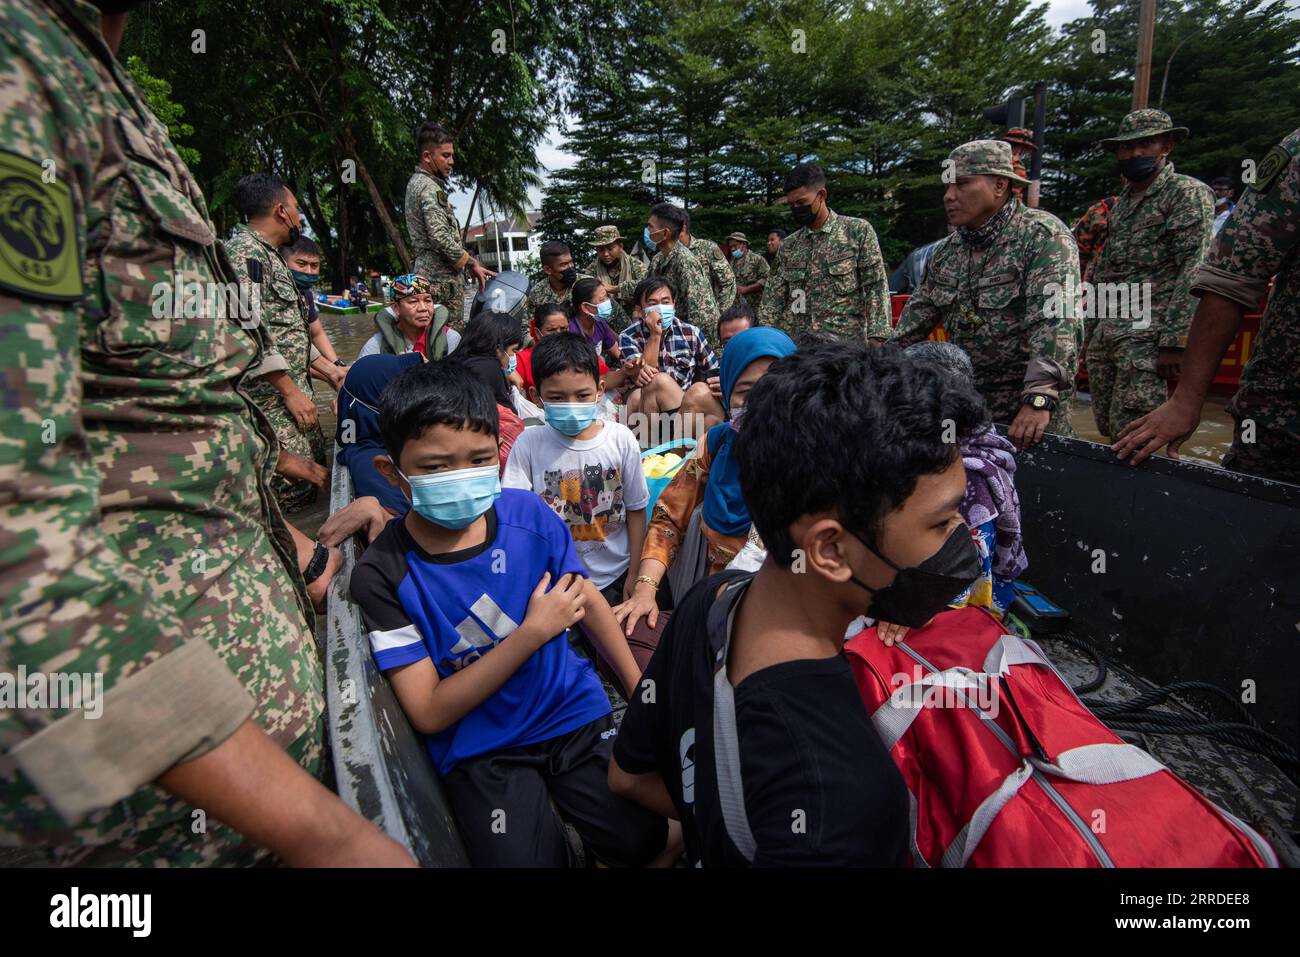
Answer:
[1133,0,1156,109]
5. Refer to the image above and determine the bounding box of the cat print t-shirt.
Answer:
[503,421,650,588]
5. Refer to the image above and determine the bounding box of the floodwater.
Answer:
[294,308,1236,536]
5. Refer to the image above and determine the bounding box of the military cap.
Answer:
[1002,127,1037,151]
[1100,109,1189,150]
[591,224,625,247]
[726,231,749,244]
[949,140,1030,185]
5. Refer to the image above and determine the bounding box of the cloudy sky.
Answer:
[454,0,1112,224]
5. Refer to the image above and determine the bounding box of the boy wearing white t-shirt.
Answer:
[505,333,649,607]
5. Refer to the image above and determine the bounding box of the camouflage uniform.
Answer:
[225,224,326,513]
[729,248,770,313]
[588,225,646,330]
[893,141,1081,433]
[525,272,592,315]
[1086,110,1214,439]
[1191,128,1300,483]
[1003,128,1036,204]
[405,166,467,322]
[758,209,891,341]
[684,234,737,315]
[649,240,720,341]
[1073,194,1118,280]
[0,0,323,865]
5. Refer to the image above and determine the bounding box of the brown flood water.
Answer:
[296,309,1237,536]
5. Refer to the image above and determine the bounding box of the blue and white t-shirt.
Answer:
[350,489,612,774]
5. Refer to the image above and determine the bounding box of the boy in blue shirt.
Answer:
[350,360,666,866]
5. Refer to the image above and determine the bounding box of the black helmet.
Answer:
[469,270,531,328]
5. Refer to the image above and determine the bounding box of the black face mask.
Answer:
[1118,155,1160,182]
[560,266,578,287]
[848,523,982,628]
[790,198,819,228]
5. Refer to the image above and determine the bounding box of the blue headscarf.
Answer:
[335,352,422,447]
[701,327,796,537]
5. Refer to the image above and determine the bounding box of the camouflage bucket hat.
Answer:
[1100,109,1189,151]
[1003,127,1037,151]
[726,231,749,244]
[591,224,624,247]
[949,140,1030,185]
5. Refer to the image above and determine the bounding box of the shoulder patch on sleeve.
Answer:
[0,149,82,302]
[1250,144,1292,195]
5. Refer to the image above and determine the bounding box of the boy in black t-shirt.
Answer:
[610,343,990,866]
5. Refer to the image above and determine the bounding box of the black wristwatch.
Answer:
[1022,393,1056,411]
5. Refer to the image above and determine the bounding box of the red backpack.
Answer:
[844,607,1277,868]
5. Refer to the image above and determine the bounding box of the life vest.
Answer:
[844,607,1278,868]
[374,304,449,359]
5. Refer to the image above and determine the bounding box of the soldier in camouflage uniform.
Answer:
[892,141,1081,445]
[1114,127,1300,483]
[225,175,326,513]
[405,121,494,325]
[1085,109,1214,439]
[588,224,646,329]
[725,232,769,312]
[526,239,590,318]
[681,213,737,314]
[1002,127,1036,204]
[0,0,408,867]
[758,162,891,342]
[1073,192,1119,280]
[645,202,720,341]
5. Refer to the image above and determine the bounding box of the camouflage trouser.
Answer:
[1084,325,1166,440]
[259,393,327,513]
[1222,416,1300,485]
[416,267,465,326]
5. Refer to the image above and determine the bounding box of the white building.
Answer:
[464,213,541,273]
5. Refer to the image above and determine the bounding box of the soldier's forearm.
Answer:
[1170,292,1246,410]
[158,719,415,867]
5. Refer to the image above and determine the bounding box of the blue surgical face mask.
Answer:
[397,464,501,529]
[731,248,743,259]
[649,303,676,329]
[505,353,517,375]
[594,300,613,320]
[544,401,601,436]
[643,226,658,253]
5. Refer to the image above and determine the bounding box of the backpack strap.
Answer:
[707,573,757,863]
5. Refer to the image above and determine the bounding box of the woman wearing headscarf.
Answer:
[613,326,796,635]
[335,352,425,513]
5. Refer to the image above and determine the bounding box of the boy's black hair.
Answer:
[569,276,602,315]
[533,301,567,326]
[719,302,755,329]
[379,360,499,462]
[455,310,526,359]
[416,122,454,157]
[784,161,827,194]
[632,275,673,307]
[540,240,572,267]
[532,332,600,391]
[733,343,989,565]
[235,173,289,220]
[648,202,687,238]
[280,235,322,258]
[768,228,787,239]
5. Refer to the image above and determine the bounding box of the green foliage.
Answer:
[123,55,200,168]
[541,0,1299,270]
